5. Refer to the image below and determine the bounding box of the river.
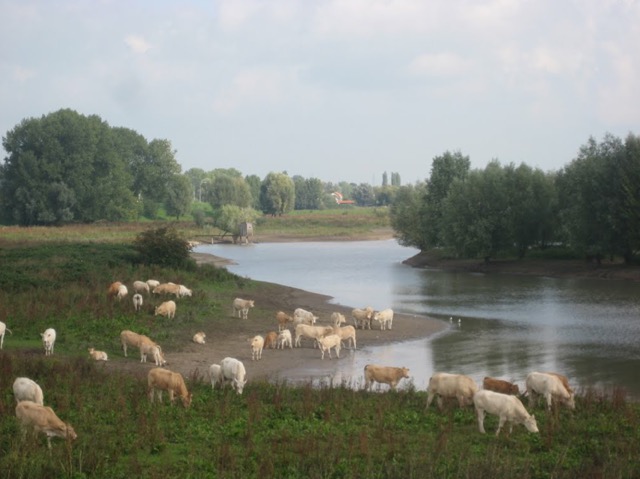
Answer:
[196,240,640,397]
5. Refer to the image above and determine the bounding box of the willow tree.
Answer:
[260,172,295,216]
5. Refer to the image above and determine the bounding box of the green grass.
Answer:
[1,235,640,478]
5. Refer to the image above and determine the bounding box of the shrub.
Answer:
[133,226,194,269]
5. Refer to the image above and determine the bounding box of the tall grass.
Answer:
[1,237,639,478]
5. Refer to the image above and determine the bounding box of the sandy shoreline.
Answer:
[159,244,448,385]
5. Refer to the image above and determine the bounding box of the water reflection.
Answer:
[197,241,640,397]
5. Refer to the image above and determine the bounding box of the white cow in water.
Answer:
[473,390,539,436]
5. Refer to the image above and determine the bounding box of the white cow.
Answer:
[352,307,374,330]
[293,308,318,326]
[277,329,293,349]
[132,280,150,294]
[132,293,144,312]
[116,284,129,301]
[317,334,342,360]
[232,298,255,319]
[426,373,478,409]
[154,300,176,319]
[13,377,44,405]
[146,279,160,291]
[209,363,223,389]
[250,335,264,361]
[332,325,357,349]
[41,328,56,356]
[331,312,347,327]
[473,390,539,436]
[0,321,12,349]
[178,285,193,297]
[221,357,247,395]
[525,372,576,410]
[373,308,394,330]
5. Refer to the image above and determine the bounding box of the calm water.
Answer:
[196,240,640,397]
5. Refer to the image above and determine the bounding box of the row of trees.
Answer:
[0,109,400,229]
[390,133,640,263]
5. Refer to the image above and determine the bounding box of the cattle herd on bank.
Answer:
[3,278,577,449]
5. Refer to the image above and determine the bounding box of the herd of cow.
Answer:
[5,278,577,449]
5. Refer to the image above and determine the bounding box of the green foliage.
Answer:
[260,172,295,216]
[133,226,194,269]
[212,205,260,236]
[164,174,193,220]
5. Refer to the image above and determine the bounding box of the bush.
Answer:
[133,225,194,269]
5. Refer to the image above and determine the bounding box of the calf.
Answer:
[88,348,108,361]
[473,389,539,436]
[277,329,293,349]
[352,307,374,329]
[140,339,167,366]
[427,373,478,409]
[132,293,144,312]
[41,328,56,356]
[294,324,333,348]
[250,335,264,360]
[317,334,342,360]
[193,332,206,344]
[483,377,520,395]
[332,325,357,349]
[15,400,77,449]
[263,331,278,349]
[275,311,293,331]
[364,364,410,391]
[154,300,176,319]
[373,308,394,330]
[209,363,223,389]
[232,298,255,319]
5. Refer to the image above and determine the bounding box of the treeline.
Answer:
[0,109,400,231]
[390,133,640,263]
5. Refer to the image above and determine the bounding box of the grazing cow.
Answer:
[133,280,150,294]
[0,321,12,349]
[132,293,144,312]
[545,371,574,394]
[317,334,342,360]
[221,357,247,395]
[209,363,223,389]
[331,312,347,327]
[250,335,264,360]
[116,284,128,301]
[13,377,44,405]
[120,329,150,357]
[373,308,394,330]
[107,281,123,299]
[41,328,56,356]
[263,331,278,349]
[148,367,192,407]
[275,311,293,331]
[332,325,357,349]
[483,377,520,395]
[178,285,192,297]
[364,364,410,391]
[88,348,108,361]
[277,329,293,349]
[427,373,479,409]
[525,372,575,410]
[473,390,539,436]
[155,300,176,319]
[294,324,334,348]
[352,307,374,330]
[152,283,182,297]
[140,339,167,366]
[232,298,255,319]
[15,400,77,449]
[293,308,318,326]
[146,279,160,291]
[193,332,206,344]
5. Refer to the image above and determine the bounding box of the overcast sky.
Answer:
[1,0,638,185]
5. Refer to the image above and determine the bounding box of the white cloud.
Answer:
[407,52,473,77]
[124,34,151,54]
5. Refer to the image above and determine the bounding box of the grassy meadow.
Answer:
[0,219,639,478]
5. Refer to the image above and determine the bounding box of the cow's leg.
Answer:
[476,408,486,433]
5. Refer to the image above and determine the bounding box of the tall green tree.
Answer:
[165,174,193,220]
[0,109,136,225]
[390,184,427,248]
[245,174,262,210]
[260,172,295,216]
[207,173,251,209]
[139,139,182,218]
[293,176,324,210]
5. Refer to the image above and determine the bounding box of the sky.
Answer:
[1,0,639,186]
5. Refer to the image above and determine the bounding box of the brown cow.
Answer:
[364,364,410,391]
[15,400,77,449]
[483,377,520,395]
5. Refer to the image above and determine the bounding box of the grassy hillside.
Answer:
[0,228,639,478]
